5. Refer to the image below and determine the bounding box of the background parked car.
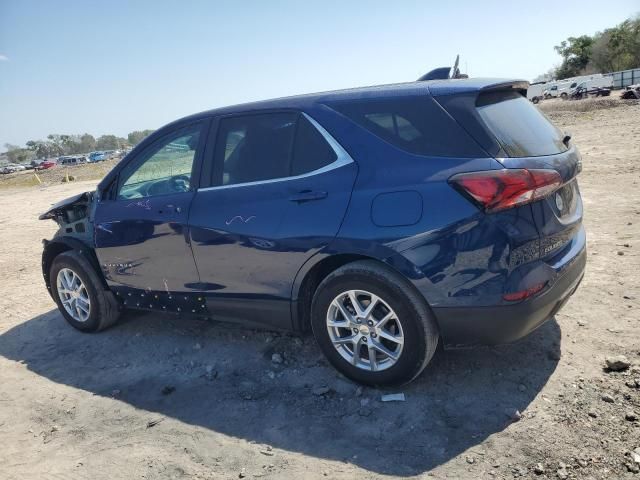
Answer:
[527,82,546,104]
[37,160,57,170]
[58,155,87,166]
[88,151,106,162]
[1,163,27,174]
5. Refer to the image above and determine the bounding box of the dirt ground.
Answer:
[0,98,639,480]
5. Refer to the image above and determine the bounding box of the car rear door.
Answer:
[94,121,207,304]
[189,111,357,329]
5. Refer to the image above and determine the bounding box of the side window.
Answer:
[117,123,202,200]
[291,116,337,175]
[216,113,297,186]
[213,113,339,186]
[329,96,482,157]
[364,113,421,142]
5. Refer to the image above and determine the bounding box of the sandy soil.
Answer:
[0,99,639,480]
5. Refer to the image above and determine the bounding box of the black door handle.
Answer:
[288,190,328,203]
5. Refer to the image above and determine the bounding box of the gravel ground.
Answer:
[0,98,638,479]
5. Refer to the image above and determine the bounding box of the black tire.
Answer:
[311,260,439,386]
[50,250,121,332]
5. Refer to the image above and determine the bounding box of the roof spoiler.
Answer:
[417,55,469,81]
[480,80,529,94]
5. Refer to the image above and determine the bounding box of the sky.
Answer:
[0,0,638,151]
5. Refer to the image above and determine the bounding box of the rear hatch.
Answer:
[433,82,583,260]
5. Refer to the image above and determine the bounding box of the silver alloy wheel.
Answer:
[56,268,91,322]
[326,289,404,371]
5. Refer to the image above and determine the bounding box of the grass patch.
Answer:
[0,159,119,190]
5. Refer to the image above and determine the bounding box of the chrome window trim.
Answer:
[197,112,353,192]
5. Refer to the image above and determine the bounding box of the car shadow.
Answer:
[0,309,561,476]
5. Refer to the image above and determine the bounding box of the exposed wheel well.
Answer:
[42,240,106,298]
[42,242,72,296]
[295,254,379,332]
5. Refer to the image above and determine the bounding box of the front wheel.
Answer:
[50,250,121,332]
[311,261,439,386]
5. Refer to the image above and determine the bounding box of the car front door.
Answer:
[189,112,357,329]
[94,121,207,308]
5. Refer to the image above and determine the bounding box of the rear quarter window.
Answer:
[328,96,484,158]
[291,115,337,175]
[476,91,568,157]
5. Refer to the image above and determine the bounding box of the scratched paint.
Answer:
[96,223,113,234]
[225,215,256,226]
[125,199,152,210]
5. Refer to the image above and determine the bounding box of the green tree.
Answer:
[4,143,32,163]
[79,133,96,153]
[26,139,63,159]
[554,35,594,79]
[545,14,640,80]
[608,18,640,70]
[127,129,154,146]
[95,135,119,150]
[47,134,73,153]
[589,30,616,72]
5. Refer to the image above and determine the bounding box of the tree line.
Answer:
[536,13,639,81]
[3,129,154,164]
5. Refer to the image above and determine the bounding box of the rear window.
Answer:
[476,91,567,157]
[329,96,483,157]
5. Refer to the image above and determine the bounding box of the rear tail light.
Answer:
[449,169,563,213]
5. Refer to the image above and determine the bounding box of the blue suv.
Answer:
[40,78,585,386]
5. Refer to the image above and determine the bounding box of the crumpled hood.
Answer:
[38,191,93,220]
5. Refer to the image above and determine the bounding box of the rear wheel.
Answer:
[50,250,120,332]
[311,260,439,386]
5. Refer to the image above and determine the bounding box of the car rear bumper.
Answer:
[433,241,586,348]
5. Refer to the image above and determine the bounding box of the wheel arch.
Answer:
[291,248,441,333]
[42,237,107,300]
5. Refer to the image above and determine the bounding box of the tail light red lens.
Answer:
[449,169,563,213]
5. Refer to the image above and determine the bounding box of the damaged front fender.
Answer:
[38,191,94,222]
[39,190,96,243]
[39,191,105,298]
